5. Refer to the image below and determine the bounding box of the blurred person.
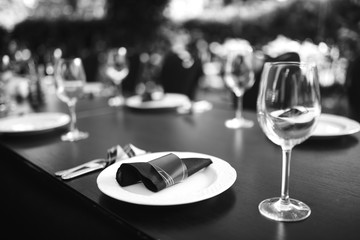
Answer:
[159,26,203,101]
[339,28,360,120]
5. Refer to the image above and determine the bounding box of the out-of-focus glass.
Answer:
[223,42,255,128]
[54,57,89,142]
[0,55,12,116]
[104,47,129,107]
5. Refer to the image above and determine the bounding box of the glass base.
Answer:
[259,197,311,222]
[61,130,89,142]
[225,118,254,129]
[108,96,124,107]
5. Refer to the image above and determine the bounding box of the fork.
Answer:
[56,144,146,180]
[54,145,118,177]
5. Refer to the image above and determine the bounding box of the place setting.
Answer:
[125,92,191,112]
[97,151,236,206]
[124,51,193,113]
[55,143,237,206]
[125,81,213,114]
[0,57,90,141]
[124,76,213,114]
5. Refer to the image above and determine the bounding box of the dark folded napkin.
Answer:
[141,91,165,102]
[141,91,154,102]
[116,153,212,192]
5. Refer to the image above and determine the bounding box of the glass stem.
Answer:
[280,148,292,204]
[116,83,122,99]
[68,101,77,133]
[235,94,244,120]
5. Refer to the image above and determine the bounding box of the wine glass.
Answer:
[54,57,89,142]
[224,46,255,128]
[104,47,129,107]
[257,61,321,221]
[136,52,164,101]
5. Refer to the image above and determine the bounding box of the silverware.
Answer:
[54,158,107,177]
[55,144,147,180]
[60,159,109,180]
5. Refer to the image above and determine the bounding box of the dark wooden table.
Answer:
[1,94,360,240]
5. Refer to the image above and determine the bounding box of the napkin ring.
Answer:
[149,153,188,188]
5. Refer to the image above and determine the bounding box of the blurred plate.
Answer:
[311,113,360,139]
[0,112,70,135]
[97,151,237,206]
[125,93,190,110]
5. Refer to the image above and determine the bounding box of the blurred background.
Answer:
[0,0,360,118]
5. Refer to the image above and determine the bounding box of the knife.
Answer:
[60,161,108,180]
[54,158,106,177]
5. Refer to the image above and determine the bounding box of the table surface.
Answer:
[1,93,360,240]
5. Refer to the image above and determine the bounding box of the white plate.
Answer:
[312,113,360,138]
[125,93,190,110]
[0,112,70,135]
[97,152,237,206]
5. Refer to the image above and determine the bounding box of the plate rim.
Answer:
[97,151,237,206]
[0,112,70,135]
[125,93,190,110]
[312,113,360,138]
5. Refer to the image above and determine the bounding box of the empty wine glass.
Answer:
[224,45,255,128]
[257,61,321,221]
[54,57,89,142]
[105,47,129,107]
